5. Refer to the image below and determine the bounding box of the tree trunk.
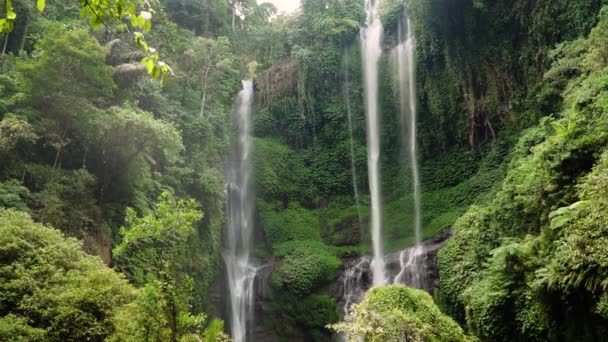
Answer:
[19,21,29,52]
[53,126,68,170]
[2,33,9,57]
[484,116,496,142]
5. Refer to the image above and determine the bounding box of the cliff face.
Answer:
[211,227,452,341]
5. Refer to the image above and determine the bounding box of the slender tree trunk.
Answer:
[2,33,9,57]
[199,65,211,117]
[82,145,88,169]
[53,126,68,170]
[485,116,496,142]
[19,21,29,52]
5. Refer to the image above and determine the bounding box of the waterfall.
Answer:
[341,256,371,314]
[361,0,386,286]
[394,12,425,287]
[393,244,423,287]
[224,80,256,342]
[342,54,364,228]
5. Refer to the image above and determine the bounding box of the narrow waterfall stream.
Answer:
[398,15,422,244]
[361,0,386,287]
[394,12,425,288]
[224,80,256,342]
[342,54,364,229]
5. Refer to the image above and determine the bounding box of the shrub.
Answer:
[272,240,341,297]
[330,285,468,341]
[0,208,135,341]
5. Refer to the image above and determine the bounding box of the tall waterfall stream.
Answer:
[224,81,257,342]
[361,0,386,287]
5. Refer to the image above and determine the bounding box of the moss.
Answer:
[272,240,341,298]
[331,285,469,341]
[258,201,320,245]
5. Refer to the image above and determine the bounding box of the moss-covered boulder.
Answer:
[330,285,468,341]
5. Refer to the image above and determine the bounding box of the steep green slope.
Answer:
[438,9,608,340]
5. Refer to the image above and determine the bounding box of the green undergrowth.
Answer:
[258,201,341,298]
[361,131,518,254]
[265,293,340,341]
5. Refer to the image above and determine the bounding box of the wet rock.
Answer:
[332,229,452,314]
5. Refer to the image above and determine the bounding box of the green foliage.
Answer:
[381,131,516,252]
[28,167,104,237]
[272,240,341,297]
[0,208,135,341]
[408,0,607,152]
[112,192,214,341]
[0,117,36,156]
[0,179,29,211]
[1,0,243,334]
[438,9,608,340]
[21,27,114,109]
[254,138,316,203]
[330,285,468,341]
[259,201,319,244]
[258,200,342,297]
[171,35,239,117]
[114,191,203,283]
[267,294,339,341]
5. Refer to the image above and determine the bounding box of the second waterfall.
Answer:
[361,0,386,287]
[394,11,425,288]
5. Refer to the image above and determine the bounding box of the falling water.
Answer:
[361,0,386,286]
[342,54,364,228]
[341,256,371,314]
[398,15,422,243]
[394,12,425,287]
[224,80,256,342]
[393,245,423,287]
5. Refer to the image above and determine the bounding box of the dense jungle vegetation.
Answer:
[1,0,608,340]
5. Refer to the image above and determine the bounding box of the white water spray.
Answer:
[361,0,386,286]
[224,80,256,342]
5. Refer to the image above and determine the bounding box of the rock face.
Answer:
[212,229,451,340]
[332,229,452,314]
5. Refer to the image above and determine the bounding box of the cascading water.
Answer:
[342,55,364,228]
[338,10,428,319]
[224,80,256,342]
[361,0,386,286]
[341,256,371,314]
[394,12,425,288]
[393,244,423,288]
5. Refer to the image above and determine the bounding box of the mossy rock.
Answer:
[331,285,469,342]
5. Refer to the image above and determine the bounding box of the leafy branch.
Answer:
[1,0,171,82]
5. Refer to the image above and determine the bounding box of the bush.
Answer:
[259,201,320,244]
[272,240,341,297]
[330,285,468,341]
